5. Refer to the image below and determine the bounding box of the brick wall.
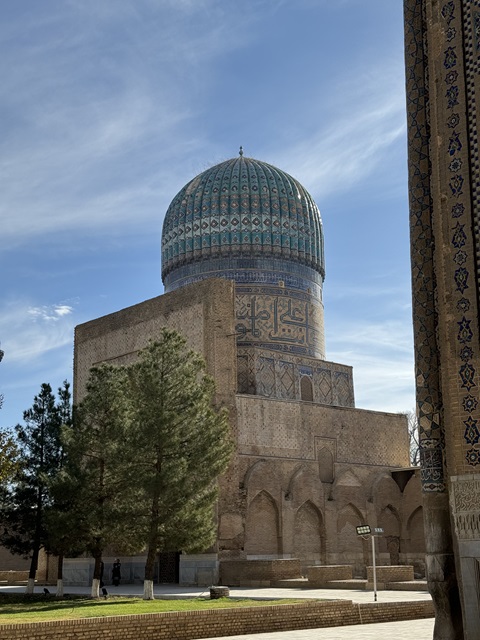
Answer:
[0,599,434,640]
[367,565,414,583]
[73,278,237,407]
[0,572,28,582]
[306,565,353,584]
[220,559,301,586]
[236,396,409,467]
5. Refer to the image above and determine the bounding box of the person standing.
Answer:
[112,559,121,586]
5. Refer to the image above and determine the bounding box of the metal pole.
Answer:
[372,534,377,602]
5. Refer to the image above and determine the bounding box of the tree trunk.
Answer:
[143,579,154,600]
[93,553,103,580]
[56,579,64,598]
[144,544,157,582]
[143,537,158,600]
[26,541,40,594]
[26,578,35,594]
[56,552,64,598]
[26,484,43,594]
[91,578,100,599]
[143,453,161,599]
[91,552,103,598]
[144,543,157,598]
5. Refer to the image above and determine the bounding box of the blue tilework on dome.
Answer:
[161,156,325,284]
[163,257,323,299]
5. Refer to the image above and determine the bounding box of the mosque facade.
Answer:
[72,154,424,586]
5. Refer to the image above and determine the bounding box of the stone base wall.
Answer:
[367,565,414,583]
[306,565,353,584]
[220,559,301,586]
[179,555,218,586]
[0,600,435,640]
[0,572,29,583]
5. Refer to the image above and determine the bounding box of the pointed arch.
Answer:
[300,376,313,401]
[241,459,267,489]
[330,467,362,501]
[367,471,401,503]
[317,447,334,483]
[286,463,310,499]
[406,506,426,553]
[378,504,401,535]
[336,503,366,558]
[378,504,401,561]
[245,490,281,556]
[294,500,326,564]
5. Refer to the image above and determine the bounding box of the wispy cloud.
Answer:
[0,300,76,363]
[275,58,406,200]
[1,0,258,247]
[327,317,415,413]
[28,304,74,322]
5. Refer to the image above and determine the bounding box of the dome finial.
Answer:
[239,146,244,157]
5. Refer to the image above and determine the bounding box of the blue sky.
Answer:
[0,0,413,428]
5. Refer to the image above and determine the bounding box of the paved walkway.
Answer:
[0,582,431,604]
[0,583,435,639]
[200,618,435,639]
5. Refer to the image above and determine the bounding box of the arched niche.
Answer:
[317,447,334,483]
[300,376,313,402]
[378,504,401,562]
[244,490,281,556]
[286,463,324,505]
[294,500,326,564]
[330,467,363,502]
[367,471,401,504]
[406,506,426,553]
[336,503,365,556]
[242,459,280,495]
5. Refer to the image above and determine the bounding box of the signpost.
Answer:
[356,525,384,602]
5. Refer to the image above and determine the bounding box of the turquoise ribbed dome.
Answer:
[161,156,325,283]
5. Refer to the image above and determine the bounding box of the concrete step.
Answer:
[272,577,429,591]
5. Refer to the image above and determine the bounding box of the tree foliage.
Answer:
[61,364,134,596]
[0,430,20,485]
[0,329,233,599]
[0,382,71,593]
[0,343,4,410]
[60,329,233,598]
[126,331,233,597]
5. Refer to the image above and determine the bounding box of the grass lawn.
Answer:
[0,595,304,625]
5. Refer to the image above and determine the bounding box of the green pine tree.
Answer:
[62,364,134,597]
[42,382,77,596]
[0,383,66,593]
[126,330,233,599]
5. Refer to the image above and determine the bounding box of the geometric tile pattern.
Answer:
[160,155,328,358]
[161,155,325,284]
[256,356,276,397]
[236,347,354,408]
[405,0,446,491]
[333,371,354,408]
[163,256,324,298]
[406,0,480,485]
[448,0,480,470]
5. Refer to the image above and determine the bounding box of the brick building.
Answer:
[71,154,424,586]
